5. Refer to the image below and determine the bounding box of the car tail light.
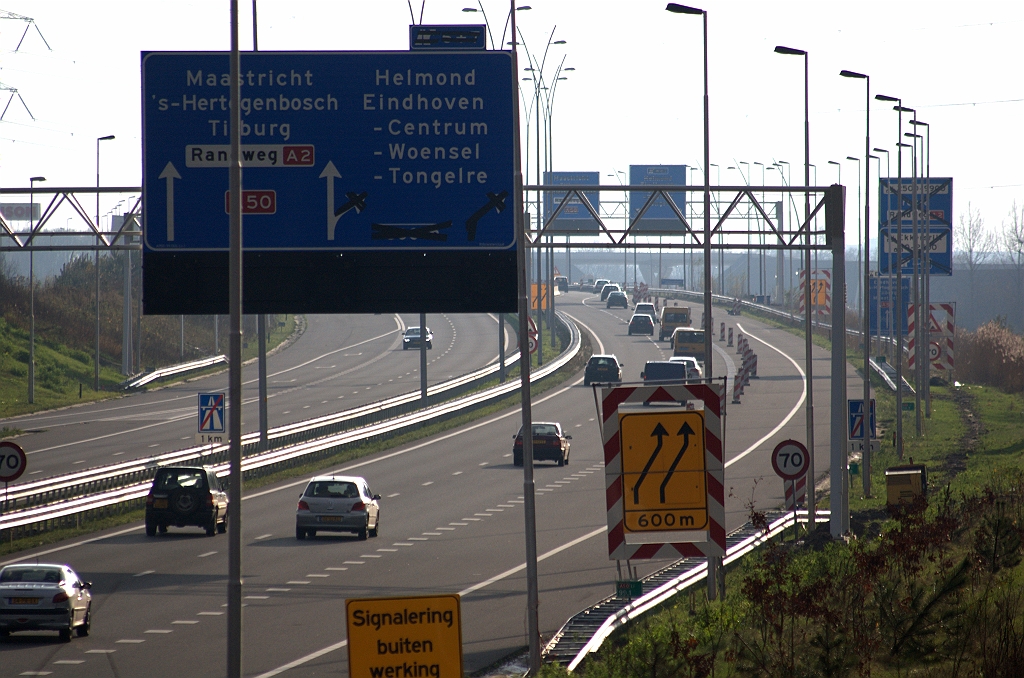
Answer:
[351,501,365,512]
[146,491,154,506]
[206,493,215,507]
[52,592,70,603]
[297,500,310,511]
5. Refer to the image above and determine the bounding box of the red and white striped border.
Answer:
[600,383,726,559]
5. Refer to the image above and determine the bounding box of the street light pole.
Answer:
[905,128,924,433]
[28,176,46,404]
[911,120,931,418]
[666,1,716,599]
[95,135,115,391]
[840,68,872,496]
[775,44,815,519]
[873,145,891,359]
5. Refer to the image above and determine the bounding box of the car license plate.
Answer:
[11,598,40,605]
[533,438,546,445]
[154,499,168,509]
[319,516,343,523]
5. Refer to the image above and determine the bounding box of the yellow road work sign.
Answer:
[346,594,462,678]
[810,278,828,306]
[619,404,707,538]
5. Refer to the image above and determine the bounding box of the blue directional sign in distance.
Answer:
[848,399,876,440]
[629,165,687,232]
[869,274,911,336]
[198,392,226,433]
[142,51,517,315]
[878,178,952,276]
[542,171,600,232]
[143,51,514,252]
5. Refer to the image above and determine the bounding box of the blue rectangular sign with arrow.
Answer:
[877,177,952,276]
[142,50,517,314]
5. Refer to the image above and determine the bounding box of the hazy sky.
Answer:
[2,0,1021,247]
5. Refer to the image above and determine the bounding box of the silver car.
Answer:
[0,564,92,642]
[296,475,381,540]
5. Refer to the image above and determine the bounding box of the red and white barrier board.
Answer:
[600,383,726,560]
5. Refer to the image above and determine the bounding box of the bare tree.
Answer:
[999,199,1024,331]
[954,203,994,327]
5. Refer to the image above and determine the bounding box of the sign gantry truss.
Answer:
[0,187,142,252]
[523,184,837,250]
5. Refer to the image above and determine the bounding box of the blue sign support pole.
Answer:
[227,1,244,675]
[511,4,541,673]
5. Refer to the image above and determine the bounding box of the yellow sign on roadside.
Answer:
[618,403,707,543]
[530,283,550,310]
[346,594,462,678]
[810,278,828,307]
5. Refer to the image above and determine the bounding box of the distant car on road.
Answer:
[0,563,92,642]
[403,326,433,350]
[640,360,690,383]
[669,355,704,379]
[606,291,628,308]
[579,279,594,292]
[628,313,655,335]
[634,302,657,321]
[584,354,623,386]
[592,279,610,296]
[600,284,621,301]
[145,465,228,537]
[513,422,571,467]
[554,275,568,292]
[296,475,381,540]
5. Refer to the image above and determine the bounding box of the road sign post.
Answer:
[197,392,227,446]
[1,441,28,527]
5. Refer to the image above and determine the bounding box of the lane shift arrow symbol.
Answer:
[159,162,180,242]
[660,422,696,503]
[319,161,342,240]
[633,422,668,505]
[335,191,368,218]
[465,190,508,241]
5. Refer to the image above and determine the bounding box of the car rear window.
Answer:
[590,357,616,367]
[518,424,559,437]
[0,567,63,583]
[305,481,360,498]
[155,470,205,490]
[644,362,688,380]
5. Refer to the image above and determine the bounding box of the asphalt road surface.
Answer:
[0,293,864,676]
[1,312,511,482]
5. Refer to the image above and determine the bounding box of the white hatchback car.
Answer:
[669,355,704,379]
[0,564,92,642]
[295,475,380,541]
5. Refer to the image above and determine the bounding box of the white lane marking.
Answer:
[145,630,172,634]
[435,527,456,531]
[254,526,605,678]
[478,462,489,466]
[197,551,217,558]
[266,588,292,592]
[73,460,86,464]
[85,649,116,654]
[376,549,398,553]
[113,451,125,456]
[245,595,270,600]
[452,471,463,476]
[497,504,515,508]
[421,481,433,486]
[407,537,428,541]
[360,554,382,558]
[507,500,524,504]
[474,513,491,517]
[198,611,224,615]
[387,492,400,498]
[28,470,42,474]
[393,543,414,547]
[726,324,807,468]
[287,580,311,584]
[462,517,481,521]
[306,574,330,577]
[116,639,145,644]
[486,508,504,512]
[449,522,468,526]
[342,561,364,565]
[134,570,155,577]
[254,534,272,541]
[325,567,348,571]
[172,620,199,625]
[545,485,561,489]
[21,671,53,675]
[282,411,291,415]
[503,453,512,457]
[54,660,86,664]
[422,532,442,536]
[148,443,160,448]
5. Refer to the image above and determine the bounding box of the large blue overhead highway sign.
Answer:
[142,50,515,315]
[878,178,952,276]
[542,171,601,232]
[629,165,687,232]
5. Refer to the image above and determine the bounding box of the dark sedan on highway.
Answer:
[584,354,623,386]
[628,314,655,335]
[606,291,628,308]
[513,422,571,467]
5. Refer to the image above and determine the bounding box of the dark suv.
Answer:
[584,354,623,386]
[145,466,228,537]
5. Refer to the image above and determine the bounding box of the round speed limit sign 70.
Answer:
[771,439,809,481]
[0,441,28,483]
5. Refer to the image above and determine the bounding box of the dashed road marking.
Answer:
[198,611,224,615]
[85,649,116,654]
[360,554,382,558]
[387,492,400,498]
[462,517,481,521]
[479,462,489,466]
[134,570,155,577]
[449,522,468,526]
[113,451,125,456]
[486,508,504,512]
[254,534,272,541]
[508,500,524,504]
[393,543,413,547]
[376,549,398,553]
[145,630,172,634]
[266,588,291,592]
[452,471,463,476]
[198,551,217,558]
[53,660,85,664]
[306,574,330,578]
[423,532,442,536]
[245,595,270,600]
[342,561,364,565]
[422,481,434,486]
[116,639,145,644]
[287,580,311,584]
[474,513,491,517]
[325,567,348,571]
[172,620,199,625]
[148,444,159,448]
[408,537,428,541]
[436,527,456,531]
